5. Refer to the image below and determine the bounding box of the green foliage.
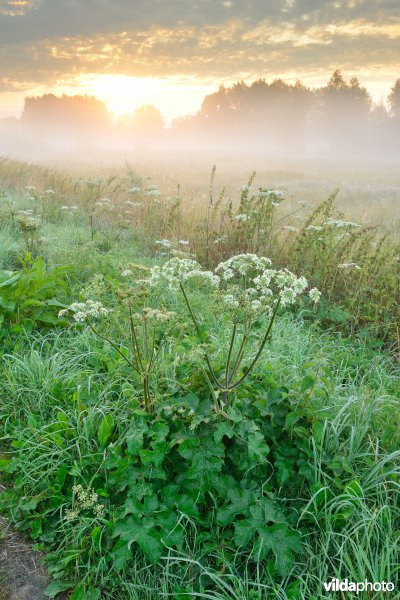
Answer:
[0,254,70,333]
[0,163,400,599]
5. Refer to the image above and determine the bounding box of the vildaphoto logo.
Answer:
[324,579,395,594]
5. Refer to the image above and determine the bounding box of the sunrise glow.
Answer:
[71,74,215,123]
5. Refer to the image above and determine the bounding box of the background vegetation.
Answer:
[0,158,399,599]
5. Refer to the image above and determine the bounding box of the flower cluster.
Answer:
[131,307,176,323]
[338,263,361,270]
[149,257,220,291]
[64,484,105,522]
[60,205,78,211]
[235,213,251,223]
[324,219,361,229]
[215,254,272,280]
[58,300,110,322]
[218,264,317,320]
[15,210,40,232]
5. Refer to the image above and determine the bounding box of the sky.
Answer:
[0,0,399,123]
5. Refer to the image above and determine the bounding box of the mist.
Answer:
[1,71,400,166]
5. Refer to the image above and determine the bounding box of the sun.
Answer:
[83,75,160,119]
[73,74,215,124]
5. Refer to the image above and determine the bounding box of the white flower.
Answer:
[309,288,321,303]
[283,225,298,232]
[121,269,133,277]
[223,294,240,309]
[306,225,323,231]
[235,213,251,222]
[324,219,361,228]
[250,299,262,312]
[338,263,361,270]
[155,239,171,248]
[128,187,141,193]
[216,255,272,279]
[59,300,110,322]
[214,236,228,245]
[178,240,190,246]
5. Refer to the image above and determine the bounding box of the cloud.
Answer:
[0,0,399,109]
[1,0,399,42]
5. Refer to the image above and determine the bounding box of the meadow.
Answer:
[0,156,399,599]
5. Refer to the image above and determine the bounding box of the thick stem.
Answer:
[179,282,224,390]
[223,323,237,405]
[228,297,281,391]
[228,325,250,384]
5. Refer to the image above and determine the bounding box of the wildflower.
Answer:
[306,225,323,231]
[251,299,262,312]
[216,255,272,279]
[45,189,55,195]
[155,239,172,248]
[214,236,228,245]
[178,240,189,246]
[235,213,251,222]
[283,225,298,232]
[65,509,79,522]
[59,300,110,322]
[94,504,105,517]
[309,288,321,303]
[140,307,176,322]
[121,269,133,277]
[149,258,219,291]
[223,294,240,309]
[338,263,361,270]
[128,187,141,193]
[324,219,361,228]
[15,212,40,231]
[146,189,161,197]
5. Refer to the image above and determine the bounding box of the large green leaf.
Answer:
[97,414,114,447]
[252,524,302,575]
[217,486,255,525]
[178,434,224,484]
[113,515,163,564]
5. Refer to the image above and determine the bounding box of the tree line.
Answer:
[1,70,399,157]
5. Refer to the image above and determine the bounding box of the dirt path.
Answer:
[0,507,51,600]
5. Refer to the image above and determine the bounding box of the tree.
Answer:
[317,70,372,154]
[388,79,400,118]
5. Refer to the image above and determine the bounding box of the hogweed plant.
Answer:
[59,300,176,412]
[149,253,321,410]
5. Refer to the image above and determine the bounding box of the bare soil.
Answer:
[0,485,51,600]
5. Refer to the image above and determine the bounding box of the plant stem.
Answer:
[228,297,281,391]
[179,282,224,390]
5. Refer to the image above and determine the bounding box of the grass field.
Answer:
[0,157,399,599]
